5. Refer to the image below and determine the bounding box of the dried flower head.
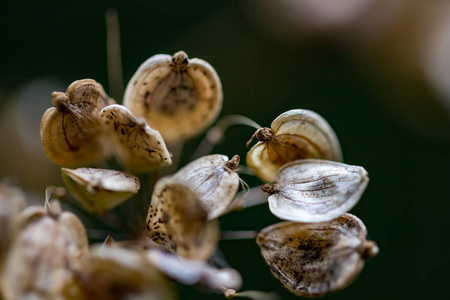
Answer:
[61,168,140,215]
[256,213,378,297]
[262,159,369,223]
[123,51,223,144]
[246,109,342,182]
[100,104,172,174]
[40,79,115,167]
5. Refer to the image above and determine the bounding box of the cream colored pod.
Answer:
[0,202,89,300]
[61,168,140,215]
[262,159,369,223]
[123,51,223,144]
[171,154,241,219]
[246,109,342,182]
[100,104,172,174]
[40,79,115,167]
[257,214,379,297]
[146,177,219,261]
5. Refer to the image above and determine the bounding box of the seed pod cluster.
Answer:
[257,214,378,297]
[40,79,115,167]
[123,51,223,144]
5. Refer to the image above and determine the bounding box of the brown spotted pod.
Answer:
[146,249,242,291]
[262,159,368,223]
[40,79,115,167]
[64,246,176,300]
[0,202,89,300]
[257,213,379,297]
[246,109,342,182]
[123,51,223,144]
[145,177,219,261]
[61,167,140,215]
[100,104,172,174]
[171,154,240,219]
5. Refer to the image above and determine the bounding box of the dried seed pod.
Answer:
[256,213,379,297]
[247,109,342,182]
[1,202,89,300]
[146,177,219,261]
[61,168,140,215]
[64,246,175,300]
[40,79,115,167]
[262,159,368,223]
[123,51,222,143]
[171,154,240,219]
[146,249,242,291]
[100,104,172,173]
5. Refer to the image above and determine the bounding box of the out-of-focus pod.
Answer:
[61,168,140,215]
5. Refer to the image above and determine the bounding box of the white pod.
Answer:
[61,167,140,215]
[40,79,115,167]
[123,51,223,143]
[100,104,172,174]
[146,178,219,261]
[262,159,368,223]
[247,109,342,182]
[171,154,240,219]
[257,214,379,297]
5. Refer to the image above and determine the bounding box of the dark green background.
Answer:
[1,1,450,299]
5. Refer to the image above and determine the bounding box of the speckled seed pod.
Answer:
[262,159,368,223]
[1,203,89,300]
[100,104,172,174]
[171,154,240,219]
[123,51,222,144]
[257,213,378,297]
[146,249,242,291]
[61,168,140,215]
[247,109,342,182]
[64,246,176,300]
[145,177,219,261]
[40,79,115,167]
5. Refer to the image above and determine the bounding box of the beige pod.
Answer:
[100,104,172,174]
[61,167,140,215]
[123,51,223,144]
[0,203,89,300]
[170,154,240,219]
[40,79,115,167]
[146,177,219,261]
[262,159,369,223]
[247,109,342,182]
[257,213,379,297]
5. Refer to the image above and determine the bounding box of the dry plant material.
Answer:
[256,213,379,297]
[145,178,219,261]
[246,109,342,182]
[0,202,89,300]
[0,181,25,269]
[123,51,222,143]
[65,246,175,300]
[100,104,172,173]
[146,249,242,291]
[262,159,368,223]
[171,154,241,219]
[40,79,115,167]
[61,168,140,215]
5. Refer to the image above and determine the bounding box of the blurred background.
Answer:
[1,0,450,299]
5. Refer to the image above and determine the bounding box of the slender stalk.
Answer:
[105,9,124,101]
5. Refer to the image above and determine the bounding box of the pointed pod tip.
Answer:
[225,155,240,171]
[261,183,277,195]
[361,240,379,259]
